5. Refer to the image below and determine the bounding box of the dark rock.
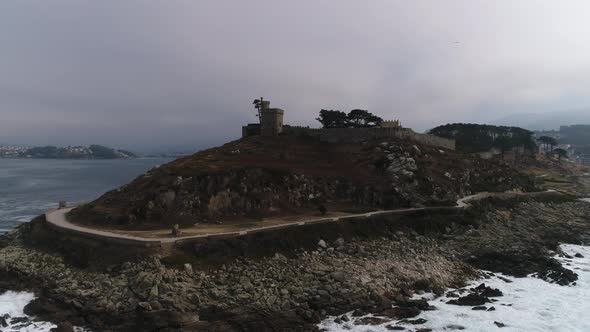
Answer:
[445,324,465,330]
[352,309,366,317]
[333,238,345,247]
[472,306,487,311]
[575,253,584,258]
[488,306,496,311]
[399,318,427,325]
[379,307,420,319]
[494,321,507,327]
[10,316,29,324]
[447,293,489,306]
[340,315,350,322]
[385,325,405,330]
[475,284,503,297]
[0,314,8,327]
[354,316,389,325]
[412,279,432,292]
[51,321,74,332]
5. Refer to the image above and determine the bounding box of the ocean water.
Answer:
[319,243,590,332]
[0,158,171,234]
[0,158,170,331]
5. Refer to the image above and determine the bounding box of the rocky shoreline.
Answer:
[1,196,590,331]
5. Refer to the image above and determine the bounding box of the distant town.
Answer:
[0,144,137,159]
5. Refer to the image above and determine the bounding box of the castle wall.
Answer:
[283,126,456,150]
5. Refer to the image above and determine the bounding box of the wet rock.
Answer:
[445,324,465,330]
[472,306,487,311]
[399,318,427,325]
[10,317,29,325]
[379,307,420,319]
[0,314,8,327]
[575,253,584,258]
[318,239,327,249]
[354,316,390,325]
[494,321,507,327]
[447,293,489,306]
[475,283,503,297]
[51,321,74,332]
[385,325,405,330]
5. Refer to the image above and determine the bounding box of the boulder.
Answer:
[51,321,74,332]
[184,263,194,276]
[333,238,345,247]
[447,293,489,306]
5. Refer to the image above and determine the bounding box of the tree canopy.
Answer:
[316,109,383,129]
[553,148,568,161]
[428,123,537,154]
[537,136,557,152]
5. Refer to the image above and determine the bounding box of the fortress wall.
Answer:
[283,126,456,150]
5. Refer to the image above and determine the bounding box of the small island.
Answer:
[0,144,137,159]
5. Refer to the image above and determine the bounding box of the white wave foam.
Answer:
[319,244,590,332]
[0,291,55,331]
[11,215,37,223]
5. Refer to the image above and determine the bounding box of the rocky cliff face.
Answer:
[70,135,537,227]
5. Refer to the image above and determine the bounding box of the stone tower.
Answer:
[259,101,284,136]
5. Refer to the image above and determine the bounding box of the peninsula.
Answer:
[0,144,137,159]
[1,99,589,332]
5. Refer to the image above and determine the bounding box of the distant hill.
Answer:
[493,109,590,130]
[429,123,537,154]
[0,144,137,159]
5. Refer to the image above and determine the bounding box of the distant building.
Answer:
[379,120,401,128]
[242,100,284,137]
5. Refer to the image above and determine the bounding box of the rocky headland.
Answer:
[0,135,589,331]
[68,135,535,228]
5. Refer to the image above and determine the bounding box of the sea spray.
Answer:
[319,244,590,332]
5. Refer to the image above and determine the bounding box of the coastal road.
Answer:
[44,191,548,247]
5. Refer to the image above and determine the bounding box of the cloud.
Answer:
[2,1,590,150]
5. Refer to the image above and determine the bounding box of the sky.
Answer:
[2,1,590,152]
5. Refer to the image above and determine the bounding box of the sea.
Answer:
[0,157,170,331]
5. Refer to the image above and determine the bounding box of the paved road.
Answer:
[43,191,543,246]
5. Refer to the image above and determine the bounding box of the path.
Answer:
[44,191,554,247]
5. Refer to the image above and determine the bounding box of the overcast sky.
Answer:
[2,1,590,151]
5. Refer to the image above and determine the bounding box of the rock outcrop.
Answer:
[69,135,536,228]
